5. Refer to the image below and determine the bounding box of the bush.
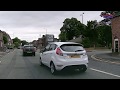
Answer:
[81,38,91,48]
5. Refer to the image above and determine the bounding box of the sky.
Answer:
[0,11,104,42]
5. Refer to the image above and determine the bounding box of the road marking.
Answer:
[90,68,120,78]
[91,55,120,65]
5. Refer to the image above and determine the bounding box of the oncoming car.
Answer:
[22,45,36,56]
[39,42,88,74]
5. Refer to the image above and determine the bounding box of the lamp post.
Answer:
[80,13,84,24]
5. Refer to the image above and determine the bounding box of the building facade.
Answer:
[0,30,3,49]
[111,16,120,52]
[0,30,13,51]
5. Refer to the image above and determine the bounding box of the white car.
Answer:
[39,42,88,74]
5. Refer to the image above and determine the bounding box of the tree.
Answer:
[14,42,20,48]
[96,25,112,48]
[21,40,28,46]
[100,11,120,25]
[84,20,98,48]
[59,17,85,41]
[3,36,8,44]
[12,37,21,44]
[12,37,21,48]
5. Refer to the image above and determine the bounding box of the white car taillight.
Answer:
[56,47,63,56]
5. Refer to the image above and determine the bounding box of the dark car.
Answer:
[22,45,36,56]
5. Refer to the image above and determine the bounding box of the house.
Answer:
[0,30,3,49]
[2,31,13,47]
[0,30,13,51]
[32,34,59,50]
[111,15,120,52]
[69,35,83,43]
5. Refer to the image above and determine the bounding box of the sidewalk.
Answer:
[94,52,120,63]
[0,52,6,57]
[0,49,12,58]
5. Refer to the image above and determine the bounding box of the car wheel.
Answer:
[79,66,87,72]
[39,57,43,66]
[50,62,57,75]
[23,52,25,56]
[33,52,35,56]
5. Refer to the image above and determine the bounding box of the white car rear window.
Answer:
[60,44,84,52]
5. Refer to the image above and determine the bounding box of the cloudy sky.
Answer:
[0,11,103,42]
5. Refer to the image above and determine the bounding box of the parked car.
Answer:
[39,42,88,74]
[22,45,36,56]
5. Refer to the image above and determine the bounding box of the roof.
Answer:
[49,42,83,46]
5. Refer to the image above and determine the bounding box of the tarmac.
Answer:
[0,49,120,64]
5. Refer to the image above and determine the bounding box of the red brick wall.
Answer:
[111,16,120,51]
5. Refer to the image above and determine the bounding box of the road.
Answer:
[0,49,120,79]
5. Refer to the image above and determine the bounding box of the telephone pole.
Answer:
[80,13,84,24]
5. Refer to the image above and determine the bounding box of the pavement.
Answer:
[91,50,120,64]
[0,49,13,58]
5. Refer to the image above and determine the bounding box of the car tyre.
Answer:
[39,57,43,66]
[33,52,35,56]
[50,62,57,75]
[79,66,87,72]
[23,52,25,56]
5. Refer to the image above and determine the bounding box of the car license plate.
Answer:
[70,55,80,58]
[27,52,32,53]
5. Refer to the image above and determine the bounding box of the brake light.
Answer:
[56,47,63,56]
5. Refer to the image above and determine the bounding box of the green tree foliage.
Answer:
[14,42,20,48]
[59,17,112,48]
[3,36,8,44]
[96,25,112,47]
[81,37,91,48]
[84,20,98,48]
[59,17,85,41]
[12,37,21,44]
[21,40,28,46]
[12,37,21,48]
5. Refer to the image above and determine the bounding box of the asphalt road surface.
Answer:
[0,49,120,79]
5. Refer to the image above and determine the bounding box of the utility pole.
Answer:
[80,13,84,24]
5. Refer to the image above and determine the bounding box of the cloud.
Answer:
[0,11,103,42]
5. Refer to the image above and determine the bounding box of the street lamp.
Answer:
[80,13,84,24]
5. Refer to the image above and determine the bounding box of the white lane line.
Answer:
[89,68,120,78]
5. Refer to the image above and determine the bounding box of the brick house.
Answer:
[37,38,44,49]
[111,15,120,52]
[0,30,13,51]
[0,30,3,49]
[2,31,13,47]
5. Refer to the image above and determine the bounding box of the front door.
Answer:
[114,39,119,52]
